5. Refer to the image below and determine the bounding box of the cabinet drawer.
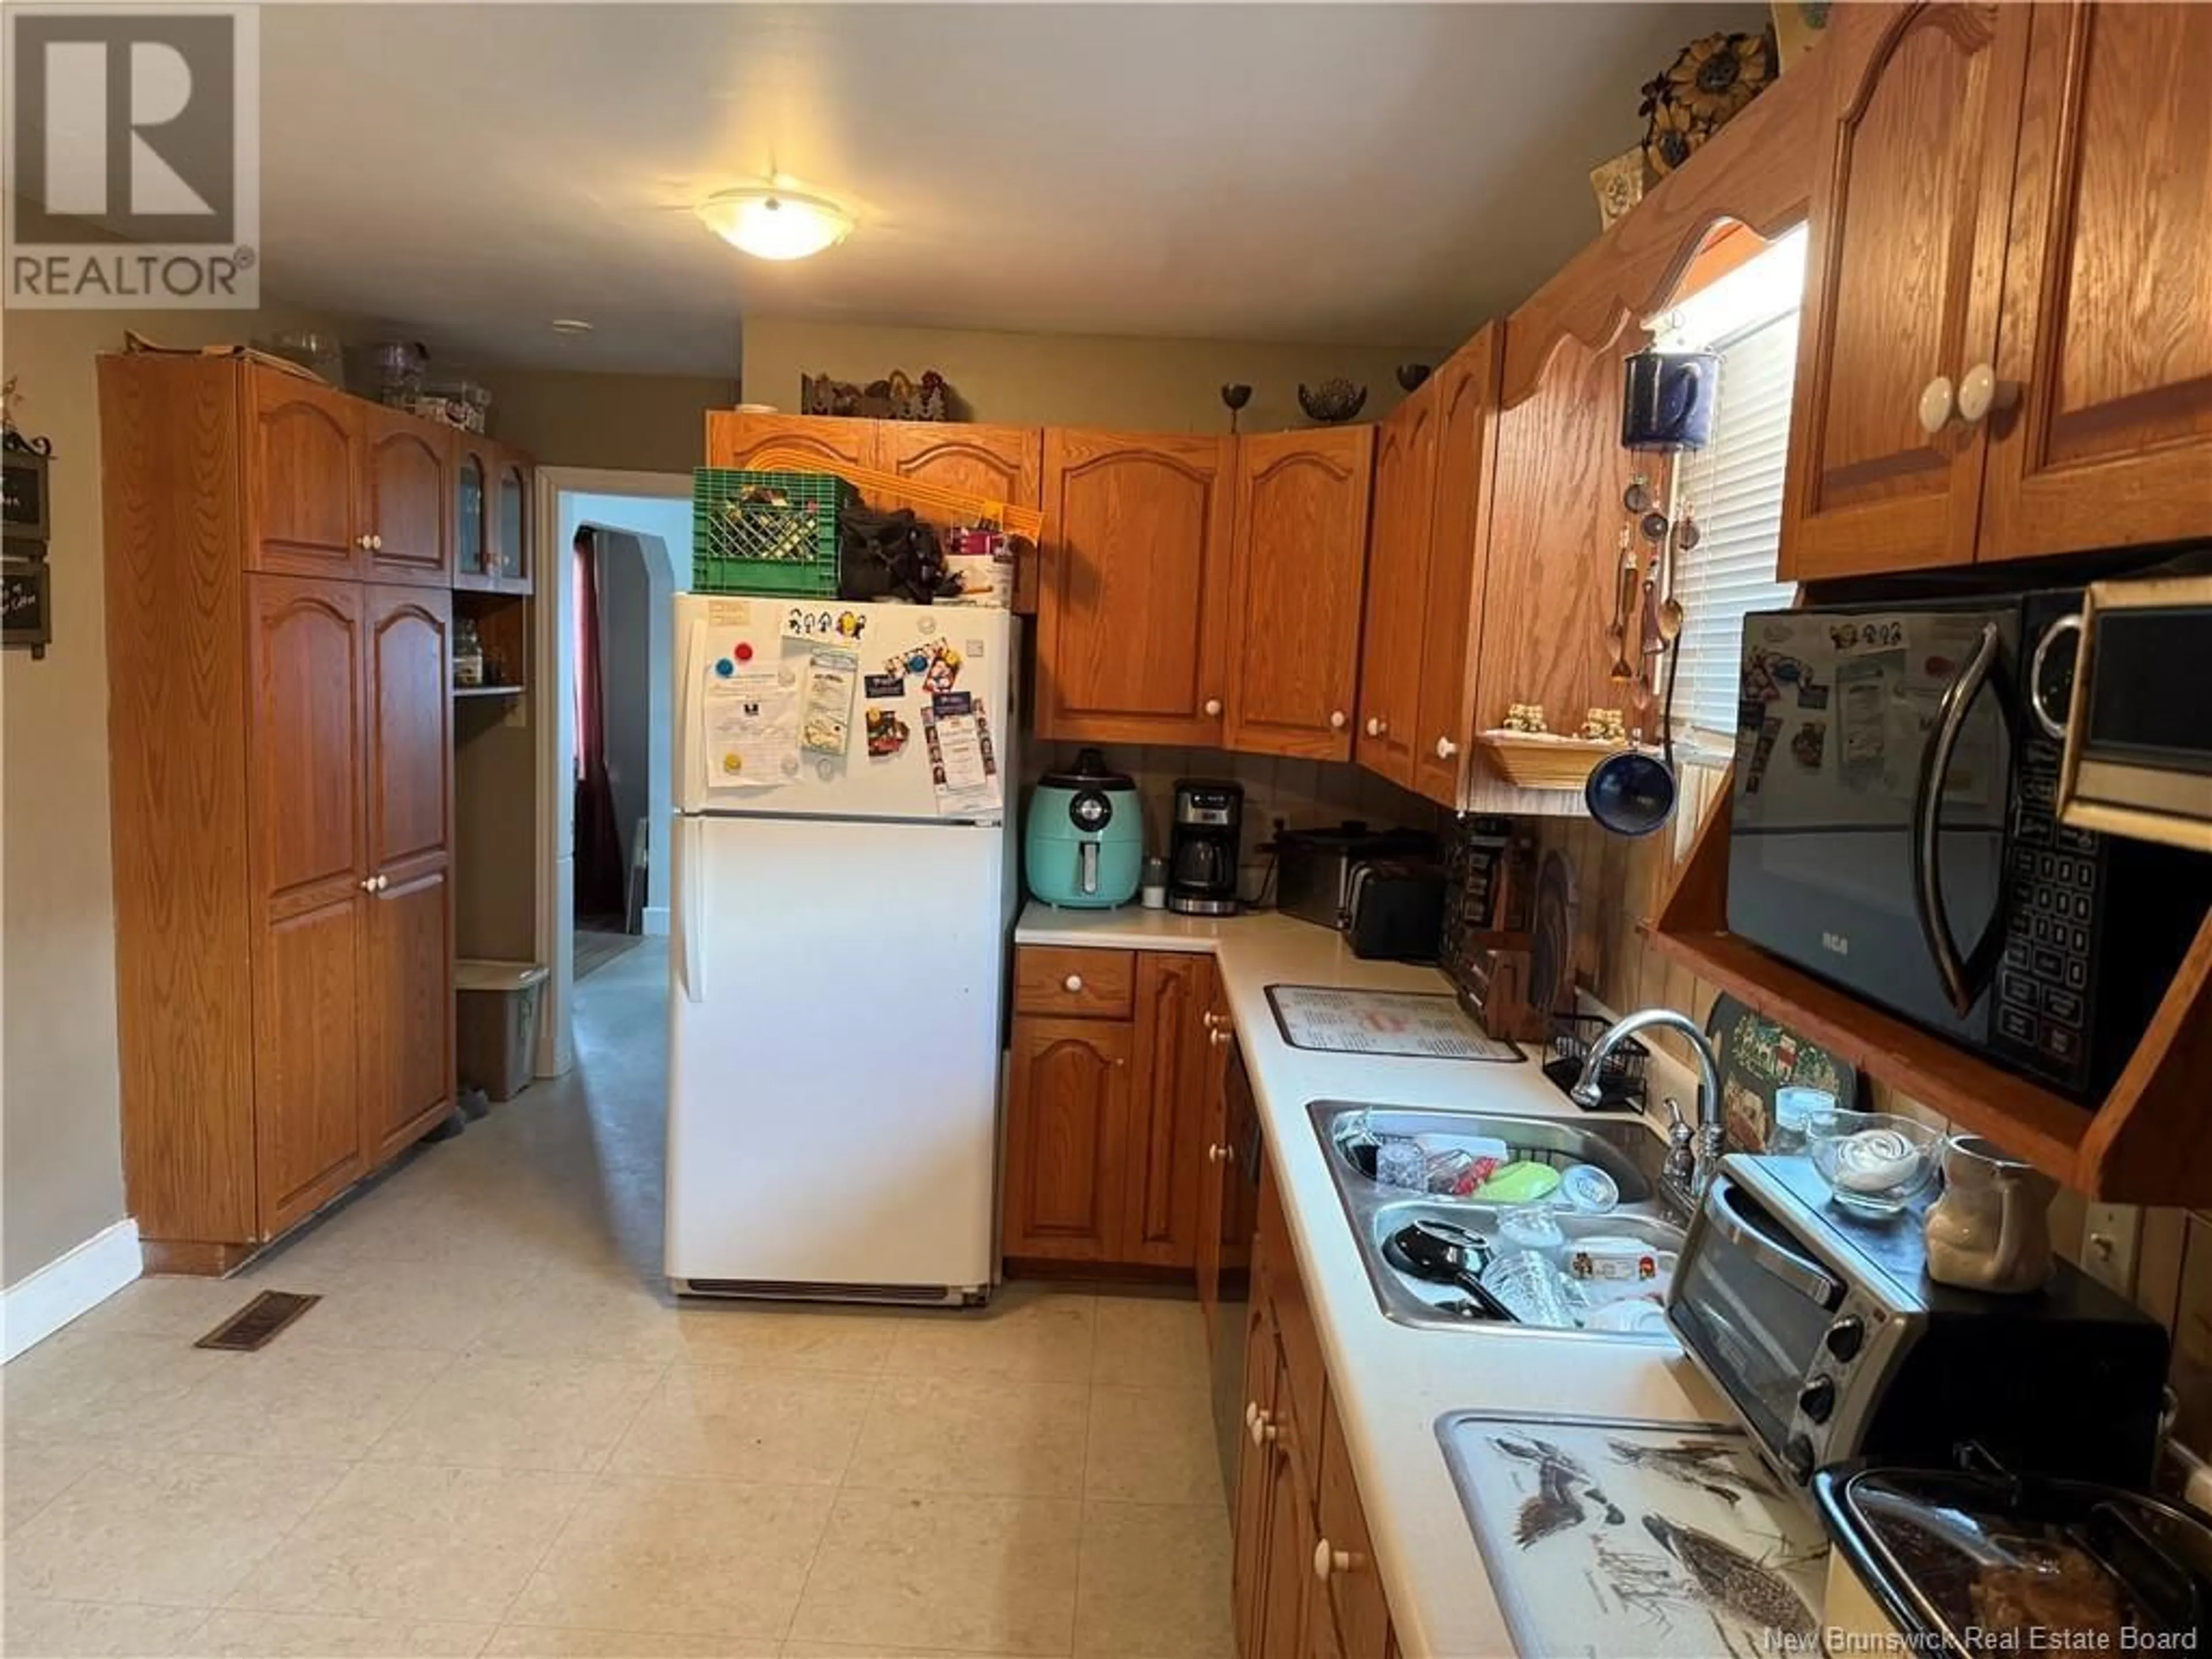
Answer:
[1316,1395,1392,1659]
[1016,946,1135,1018]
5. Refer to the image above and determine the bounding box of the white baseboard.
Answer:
[642,906,670,937]
[2,1218,141,1362]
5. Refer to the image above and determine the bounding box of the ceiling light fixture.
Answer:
[694,187,853,262]
[549,319,594,336]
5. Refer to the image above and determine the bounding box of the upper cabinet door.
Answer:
[1779,3,2033,581]
[248,372,360,578]
[704,411,877,471]
[1035,430,1236,745]
[1355,388,1438,788]
[490,448,533,593]
[1411,328,1503,808]
[453,441,493,588]
[876,422,1044,609]
[1472,333,1620,753]
[1978,3,2212,562]
[1222,427,1373,761]
[361,407,452,586]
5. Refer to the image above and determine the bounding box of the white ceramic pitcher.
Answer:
[1923,1134,2056,1294]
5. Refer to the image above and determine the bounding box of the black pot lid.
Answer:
[1816,1464,2212,1653]
[1039,745,1135,793]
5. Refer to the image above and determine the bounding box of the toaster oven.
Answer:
[1666,1154,2168,1497]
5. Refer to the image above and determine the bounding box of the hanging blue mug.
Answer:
[1620,349,1719,453]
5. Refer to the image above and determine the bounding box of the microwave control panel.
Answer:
[1993,730,2100,1094]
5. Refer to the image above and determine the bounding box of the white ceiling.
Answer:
[259,3,1767,376]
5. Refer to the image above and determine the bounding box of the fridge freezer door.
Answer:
[675,596,1014,821]
[665,813,1006,1298]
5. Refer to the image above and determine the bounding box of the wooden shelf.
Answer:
[1654,766,2212,1205]
[453,684,524,699]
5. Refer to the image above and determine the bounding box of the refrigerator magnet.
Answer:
[865,709,910,757]
[864,673,904,699]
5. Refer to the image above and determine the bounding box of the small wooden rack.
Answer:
[1652,765,2212,1204]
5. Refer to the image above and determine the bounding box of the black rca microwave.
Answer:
[1725,590,2210,1103]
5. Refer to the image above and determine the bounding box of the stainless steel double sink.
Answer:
[1307,1100,1691,1340]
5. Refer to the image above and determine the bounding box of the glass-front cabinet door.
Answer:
[454,444,491,587]
[492,451,531,592]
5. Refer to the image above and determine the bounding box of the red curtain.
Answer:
[573,528,628,919]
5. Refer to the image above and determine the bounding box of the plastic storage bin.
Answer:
[455,960,548,1102]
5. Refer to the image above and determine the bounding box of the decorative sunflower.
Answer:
[1641,29,1779,176]
[1644,99,1703,177]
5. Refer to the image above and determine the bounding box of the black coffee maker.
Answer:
[1168,779,1243,915]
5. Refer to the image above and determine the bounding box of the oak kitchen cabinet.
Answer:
[876,421,1044,610]
[1035,429,1237,745]
[1233,1154,1398,1659]
[249,370,455,586]
[455,437,536,594]
[1353,378,1438,790]
[1782,1,2211,581]
[101,353,460,1272]
[704,410,877,472]
[1002,946,1224,1268]
[704,411,1047,609]
[1223,427,1375,763]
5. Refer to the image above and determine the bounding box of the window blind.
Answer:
[1667,308,1802,741]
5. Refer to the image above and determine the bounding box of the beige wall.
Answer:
[0,300,336,1287]
[742,319,1448,435]
[479,366,734,473]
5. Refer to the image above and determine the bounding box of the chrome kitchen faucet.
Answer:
[1571,1009,1726,1200]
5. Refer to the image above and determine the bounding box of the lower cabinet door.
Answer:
[1001,1016,1133,1260]
[253,893,368,1234]
[362,865,454,1162]
[1259,1353,1318,1659]
[1317,1399,1393,1659]
[1232,1300,1280,1659]
[1123,955,1216,1267]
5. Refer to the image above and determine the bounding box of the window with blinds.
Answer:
[1665,305,1802,745]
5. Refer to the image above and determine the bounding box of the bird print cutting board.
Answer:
[1437,1412,1830,1658]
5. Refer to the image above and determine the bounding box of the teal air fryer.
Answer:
[1027,748,1142,907]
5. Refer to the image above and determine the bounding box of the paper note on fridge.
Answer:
[704,670,800,788]
[922,696,1002,819]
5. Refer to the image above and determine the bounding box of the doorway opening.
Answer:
[531,471,692,1081]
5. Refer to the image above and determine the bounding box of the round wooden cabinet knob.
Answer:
[1204,698,1224,717]
[1917,374,1957,435]
[1063,974,1083,993]
[1247,1408,1277,1447]
[1365,717,1383,737]
[1435,736,1459,760]
[1202,1010,1218,1029]
[1330,710,1347,730]
[1313,1539,1362,1582]
[1210,1028,1232,1047]
[1207,1143,1230,1164]
[1957,361,2013,423]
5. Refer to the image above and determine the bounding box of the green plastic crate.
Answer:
[691,468,853,596]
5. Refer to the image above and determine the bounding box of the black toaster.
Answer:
[1277,822,1437,931]
[1344,859,1446,961]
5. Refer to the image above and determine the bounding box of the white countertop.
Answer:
[1014,903,1729,1659]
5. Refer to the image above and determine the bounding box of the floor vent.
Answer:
[194,1290,320,1351]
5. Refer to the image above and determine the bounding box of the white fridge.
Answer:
[665,594,1019,1305]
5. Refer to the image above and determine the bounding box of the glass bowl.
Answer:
[1808,1109,1942,1216]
